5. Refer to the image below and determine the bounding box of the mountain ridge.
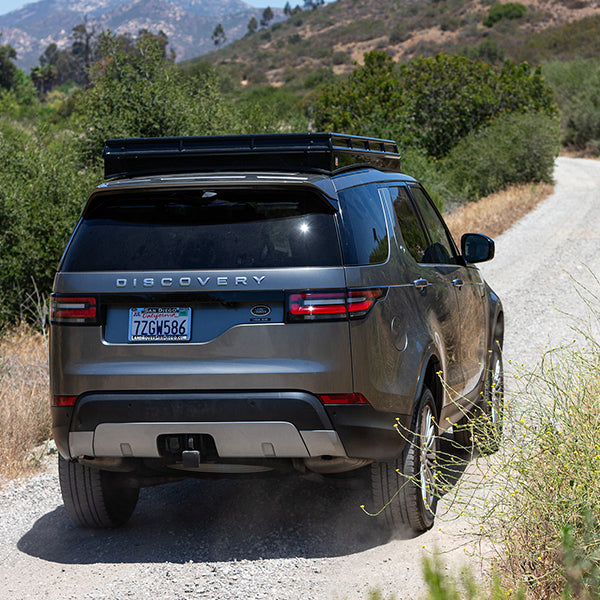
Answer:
[0,0,281,70]
[192,0,600,90]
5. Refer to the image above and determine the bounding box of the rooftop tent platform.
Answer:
[102,133,401,180]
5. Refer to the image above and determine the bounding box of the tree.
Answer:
[260,7,274,28]
[77,31,242,157]
[0,34,18,90]
[30,65,57,97]
[37,42,76,90]
[71,20,98,85]
[314,51,557,158]
[211,23,226,46]
[284,2,292,16]
[247,16,258,34]
[137,29,175,62]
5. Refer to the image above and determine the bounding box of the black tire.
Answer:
[453,347,504,454]
[371,386,439,533]
[452,411,475,449]
[476,347,504,455]
[58,455,139,528]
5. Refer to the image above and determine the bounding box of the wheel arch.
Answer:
[487,285,504,351]
[412,348,443,423]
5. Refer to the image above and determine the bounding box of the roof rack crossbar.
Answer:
[103,133,401,180]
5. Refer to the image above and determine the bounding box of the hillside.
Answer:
[0,0,283,70]
[188,0,600,90]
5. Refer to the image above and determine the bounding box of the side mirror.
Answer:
[461,233,495,264]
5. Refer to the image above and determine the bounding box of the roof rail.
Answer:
[102,133,401,180]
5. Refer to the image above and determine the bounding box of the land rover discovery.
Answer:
[50,133,503,533]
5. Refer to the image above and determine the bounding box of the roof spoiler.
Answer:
[102,133,401,180]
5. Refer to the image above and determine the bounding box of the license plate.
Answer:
[128,307,191,342]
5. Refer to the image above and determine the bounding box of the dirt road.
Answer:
[1,157,599,600]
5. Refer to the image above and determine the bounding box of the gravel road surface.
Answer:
[1,157,599,600]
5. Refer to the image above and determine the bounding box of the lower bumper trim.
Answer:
[69,422,346,459]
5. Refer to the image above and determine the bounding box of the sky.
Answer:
[0,0,332,17]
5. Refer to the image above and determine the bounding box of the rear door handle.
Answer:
[413,278,429,291]
[452,278,464,289]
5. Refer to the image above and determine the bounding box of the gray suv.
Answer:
[50,133,503,533]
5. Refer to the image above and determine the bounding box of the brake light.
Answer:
[318,393,370,405]
[286,288,384,322]
[347,289,384,317]
[52,395,78,407]
[288,291,346,320]
[50,295,98,324]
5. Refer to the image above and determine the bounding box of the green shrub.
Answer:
[314,52,557,160]
[461,39,505,64]
[389,23,410,44]
[443,113,559,200]
[421,556,526,600]
[543,59,600,154]
[483,3,527,28]
[0,120,101,324]
[443,112,559,200]
[332,51,348,65]
[337,19,382,43]
[303,67,333,89]
[520,16,600,63]
[76,32,244,158]
[447,277,600,598]
[400,149,451,212]
[235,85,309,132]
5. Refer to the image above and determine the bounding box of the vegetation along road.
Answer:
[0,157,599,600]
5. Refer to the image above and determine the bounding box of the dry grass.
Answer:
[0,325,50,480]
[444,182,553,242]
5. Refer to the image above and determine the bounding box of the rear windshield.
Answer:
[62,188,342,271]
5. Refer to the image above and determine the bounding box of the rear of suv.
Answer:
[50,133,503,533]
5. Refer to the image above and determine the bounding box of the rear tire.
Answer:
[59,455,139,528]
[452,411,474,449]
[371,386,439,533]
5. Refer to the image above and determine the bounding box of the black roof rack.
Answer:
[103,133,401,180]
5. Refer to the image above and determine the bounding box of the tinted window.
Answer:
[409,186,457,265]
[390,186,429,264]
[62,188,342,271]
[338,184,389,266]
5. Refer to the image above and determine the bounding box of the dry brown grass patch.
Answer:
[0,325,50,480]
[445,183,553,243]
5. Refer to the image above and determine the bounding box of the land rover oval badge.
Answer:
[251,305,271,317]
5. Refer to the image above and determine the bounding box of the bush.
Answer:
[314,52,557,160]
[0,120,101,325]
[332,51,348,65]
[543,59,600,154]
[389,23,410,44]
[446,275,600,598]
[462,39,505,64]
[76,32,244,158]
[483,3,527,28]
[443,112,560,200]
[400,149,451,212]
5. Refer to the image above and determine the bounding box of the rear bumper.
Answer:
[52,391,410,461]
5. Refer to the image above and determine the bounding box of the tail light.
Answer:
[50,295,98,325]
[52,395,78,407]
[318,393,370,405]
[286,288,384,322]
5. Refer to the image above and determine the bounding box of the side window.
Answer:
[409,185,457,265]
[338,184,389,265]
[389,186,429,264]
